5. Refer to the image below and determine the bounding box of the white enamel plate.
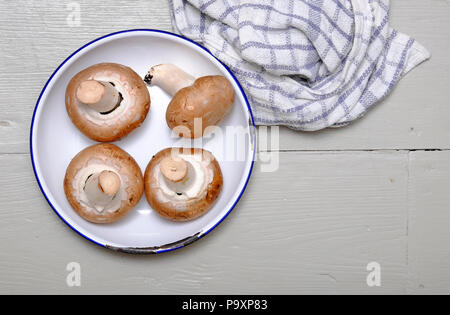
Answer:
[31,30,256,254]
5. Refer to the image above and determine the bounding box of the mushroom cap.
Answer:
[64,143,144,224]
[144,148,223,221]
[166,76,234,138]
[66,63,151,142]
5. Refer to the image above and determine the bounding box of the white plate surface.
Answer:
[31,30,256,254]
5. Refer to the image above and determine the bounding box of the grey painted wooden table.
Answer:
[1,0,449,295]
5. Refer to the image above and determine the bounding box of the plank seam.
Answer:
[2,148,450,156]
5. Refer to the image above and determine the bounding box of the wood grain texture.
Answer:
[0,152,408,294]
[0,0,450,294]
[408,151,450,294]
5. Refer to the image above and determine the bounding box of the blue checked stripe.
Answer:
[170,0,430,131]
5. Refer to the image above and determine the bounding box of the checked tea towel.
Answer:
[169,0,430,131]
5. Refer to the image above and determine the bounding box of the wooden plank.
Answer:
[277,0,450,151]
[408,151,450,294]
[0,0,450,153]
[0,0,172,153]
[1,0,449,153]
[0,152,408,294]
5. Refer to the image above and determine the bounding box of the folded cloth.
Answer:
[169,0,430,131]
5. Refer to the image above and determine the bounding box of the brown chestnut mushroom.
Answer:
[144,64,234,138]
[64,143,144,224]
[66,63,150,142]
[144,148,223,221]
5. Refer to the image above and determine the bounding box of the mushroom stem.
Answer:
[144,64,195,96]
[160,156,188,183]
[84,170,121,212]
[76,80,121,113]
[98,170,121,196]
